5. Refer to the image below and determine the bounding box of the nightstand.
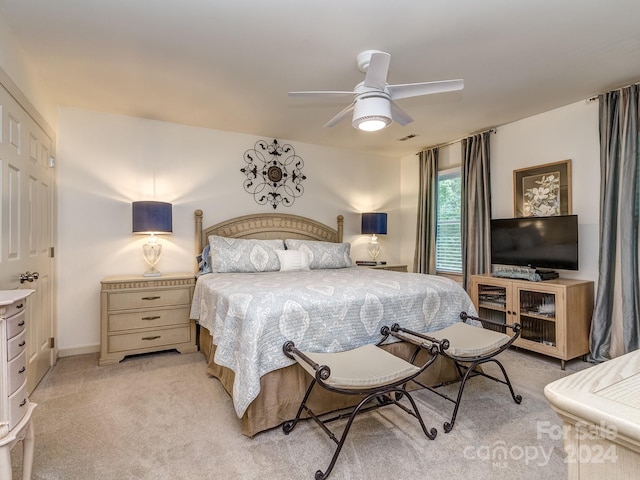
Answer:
[99,273,197,366]
[369,264,408,272]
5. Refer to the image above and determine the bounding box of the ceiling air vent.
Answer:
[398,134,418,142]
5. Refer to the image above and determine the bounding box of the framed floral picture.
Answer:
[513,160,572,217]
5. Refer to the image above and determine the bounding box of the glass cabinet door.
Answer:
[474,282,508,333]
[516,288,557,347]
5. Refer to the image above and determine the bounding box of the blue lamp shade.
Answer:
[132,201,173,234]
[361,212,387,235]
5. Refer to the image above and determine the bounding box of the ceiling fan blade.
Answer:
[288,90,355,98]
[324,103,355,128]
[363,52,391,90]
[388,79,464,100]
[390,101,414,126]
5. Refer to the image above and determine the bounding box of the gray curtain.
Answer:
[590,84,640,362]
[461,132,492,291]
[414,148,438,273]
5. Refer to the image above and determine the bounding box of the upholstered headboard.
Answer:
[194,210,344,262]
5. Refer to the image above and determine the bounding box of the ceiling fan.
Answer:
[288,50,464,132]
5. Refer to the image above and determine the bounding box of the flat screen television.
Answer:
[490,214,579,271]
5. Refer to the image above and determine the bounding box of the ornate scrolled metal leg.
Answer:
[443,361,478,433]
[489,359,522,404]
[317,393,380,480]
[282,419,297,434]
[399,388,437,440]
[315,469,327,479]
[283,378,317,434]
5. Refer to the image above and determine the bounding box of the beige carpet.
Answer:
[11,348,591,479]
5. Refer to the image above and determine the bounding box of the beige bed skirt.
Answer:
[200,326,459,437]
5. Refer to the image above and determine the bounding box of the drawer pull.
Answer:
[142,335,161,341]
[16,303,24,309]
[141,316,161,321]
[19,399,27,408]
[19,341,26,347]
[18,321,25,327]
[141,296,161,301]
[18,366,26,374]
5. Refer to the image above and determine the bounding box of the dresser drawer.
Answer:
[108,325,192,353]
[8,382,29,430]
[108,288,191,311]
[8,350,28,395]
[3,298,28,319]
[108,307,190,332]
[6,309,26,339]
[7,328,27,361]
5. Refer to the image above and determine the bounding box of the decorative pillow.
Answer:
[276,250,311,272]
[208,236,284,273]
[284,239,353,269]
[196,244,212,275]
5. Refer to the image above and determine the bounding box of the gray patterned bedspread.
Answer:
[190,267,477,417]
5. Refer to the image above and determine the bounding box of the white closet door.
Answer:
[0,81,55,393]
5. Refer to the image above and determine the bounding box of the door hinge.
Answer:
[50,247,55,258]
[50,337,55,348]
[49,156,55,168]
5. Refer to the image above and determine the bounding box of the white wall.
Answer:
[0,16,56,128]
[401,100,600,283]
[57,107,401,354]
[491,100,600,282]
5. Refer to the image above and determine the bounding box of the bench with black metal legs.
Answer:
[282,325,448,480]
[395,311,522,433]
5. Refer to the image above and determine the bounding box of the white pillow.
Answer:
[276,250,310,272]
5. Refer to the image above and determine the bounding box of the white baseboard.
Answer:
[58,344,100,358]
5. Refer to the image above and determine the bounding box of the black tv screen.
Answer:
[490,215,579,270]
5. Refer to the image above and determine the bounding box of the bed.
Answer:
[190,210,477,437]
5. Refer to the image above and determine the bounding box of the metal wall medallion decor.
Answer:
[240,139,307,209]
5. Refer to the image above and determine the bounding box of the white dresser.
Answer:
[544,350,640,479]
[0,290,36,480]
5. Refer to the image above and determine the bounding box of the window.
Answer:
[436,168,462,273]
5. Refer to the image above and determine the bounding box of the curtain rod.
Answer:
[585,80,640,103]
[418,128,497,154]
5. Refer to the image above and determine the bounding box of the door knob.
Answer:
[19,271,39,283]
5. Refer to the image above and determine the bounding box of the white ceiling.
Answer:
[1,0,640,158]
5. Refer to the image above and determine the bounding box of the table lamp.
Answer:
[132,201,172,277]
[361,212,387,262]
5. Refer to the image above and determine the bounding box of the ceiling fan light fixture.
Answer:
[355,117,390,132]
[289,50,463,131]
[352,95,392,132]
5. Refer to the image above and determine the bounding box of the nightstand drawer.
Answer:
[8,350,27,395]
[7,329,27,361]
[108,288,191,311]
[108,326,192,353]
[108,307,190,332]
[8,383,29,430]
